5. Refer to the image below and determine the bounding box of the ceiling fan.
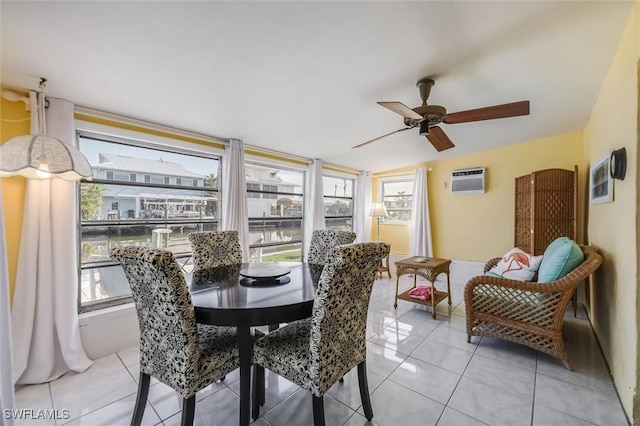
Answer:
[353,77,530,152]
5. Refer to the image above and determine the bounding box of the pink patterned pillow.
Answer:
[486,248,543,281]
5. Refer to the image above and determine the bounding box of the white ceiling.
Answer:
[1,1,634,173]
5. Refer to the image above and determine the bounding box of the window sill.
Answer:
[79,302,136,326]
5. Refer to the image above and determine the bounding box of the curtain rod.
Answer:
[75,105,362,175]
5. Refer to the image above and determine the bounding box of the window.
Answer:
[247,183,261,199]
[245,162,304,263]
[322,175,354,231]
[380,178,413,223]
[78,135,220,312]
[262,184,278,200]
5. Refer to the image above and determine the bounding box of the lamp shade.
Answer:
[0,134,93,180]
[0,79,93,181]
[369,202,387,217]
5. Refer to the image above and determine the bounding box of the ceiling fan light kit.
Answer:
[354,76,530,152]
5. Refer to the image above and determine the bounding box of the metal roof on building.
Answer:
[94,153,208,179]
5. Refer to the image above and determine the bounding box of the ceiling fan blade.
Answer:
[378,102,423,120]
[426,126,455,152]
[352,127,413,149]
[443,100,530,124]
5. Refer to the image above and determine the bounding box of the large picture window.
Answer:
[380,178,413,223]
[322,175,354,231]
[246,162,304,262]
[78,134,220,311]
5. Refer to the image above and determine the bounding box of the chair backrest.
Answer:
[307,229,357,265]
[110,246,199,395]
[188,230,242,270]
[309,241,389,395]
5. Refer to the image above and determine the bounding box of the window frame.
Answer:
[378,175,414,225]
[322,173,355,231]
[75,120,224,312]
[244,158,306,262]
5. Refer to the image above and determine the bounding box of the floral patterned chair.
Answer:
[306,229,357,265]
[251,242,389,425]
[110,246,240,426]
[188,230,242,270]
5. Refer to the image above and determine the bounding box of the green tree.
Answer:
[204,173,217,188]
[80,183,104,220]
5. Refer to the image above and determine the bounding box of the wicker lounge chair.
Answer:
[464,244,602,369]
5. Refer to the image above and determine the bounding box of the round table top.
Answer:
[187,262,324,326]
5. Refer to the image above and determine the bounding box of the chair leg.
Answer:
[131,372,150,426]
[357,361,373,421]
[312,395,325,426]
[181,396,195,426]
[252,365,265,420]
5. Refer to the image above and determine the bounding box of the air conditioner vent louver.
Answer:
[451,167,486,194]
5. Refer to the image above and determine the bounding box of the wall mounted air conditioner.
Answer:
[451,167,486,194]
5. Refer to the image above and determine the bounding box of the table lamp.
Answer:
[369,202,387,242]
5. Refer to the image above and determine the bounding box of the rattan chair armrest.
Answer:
[483,257,501,273]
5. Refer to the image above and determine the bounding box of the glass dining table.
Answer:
[186,262,323,426]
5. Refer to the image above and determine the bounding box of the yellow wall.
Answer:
[583,4,638,422]
[1,99,28,301]
[373,132,584,260]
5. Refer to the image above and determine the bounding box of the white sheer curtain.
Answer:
[353,170,373,242]
[0,180,15,426]
[409,167,433,257]
[11,96,93,385]
[302,159,325,260]
[220,139,250,262]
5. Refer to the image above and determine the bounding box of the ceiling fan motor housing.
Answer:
[404,105,447,127]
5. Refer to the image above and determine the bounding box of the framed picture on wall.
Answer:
[590,151,614,204]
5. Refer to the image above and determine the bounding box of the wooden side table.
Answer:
[375,242,391,279]
[377,253,391,279]
[393,256,452,319]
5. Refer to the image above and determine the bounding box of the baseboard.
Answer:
[79,303,139,359]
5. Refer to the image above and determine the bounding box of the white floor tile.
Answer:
[326,368,385,411]
[62,393,159,426]
[463,352,536,398]
[437,407,489,426]
[263,389,354,426]
[13,383,54,426]
[49,354,138,422]
[364,380,444,426]
[162,387,240,426]
[534,374,628,425]
[387,356,460,405]
[448,377,532,426]
[365,342,407,378]
[410,339,474,375]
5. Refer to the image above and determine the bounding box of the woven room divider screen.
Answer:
[514,166,578,256]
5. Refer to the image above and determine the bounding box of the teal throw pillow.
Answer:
[537,237,584,283]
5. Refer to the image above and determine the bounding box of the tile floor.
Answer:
[14,261,630,426]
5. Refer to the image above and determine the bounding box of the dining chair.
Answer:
[306,229,357,265]
[188,230,243,270]
[110,246,240,426]
[251,242,389,425]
